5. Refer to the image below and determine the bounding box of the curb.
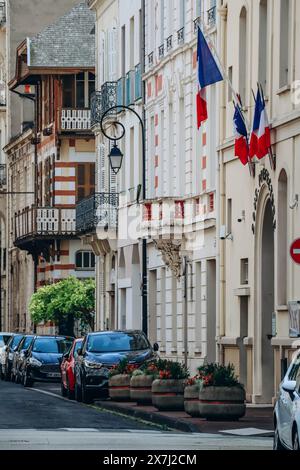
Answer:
[96,401,200,433]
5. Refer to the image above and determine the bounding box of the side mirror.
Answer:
[153,343,159,352]
[282,380,296,393]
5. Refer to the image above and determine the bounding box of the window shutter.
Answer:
[111,27,118,81]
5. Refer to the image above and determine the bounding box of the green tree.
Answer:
[29,277,95,336]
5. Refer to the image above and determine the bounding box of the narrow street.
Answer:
[0,381,272,450]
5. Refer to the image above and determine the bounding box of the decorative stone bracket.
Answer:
[153,239,183,279]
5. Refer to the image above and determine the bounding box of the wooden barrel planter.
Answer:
[130,375,154,405]
[109,374,131,402]
[152,379,185,411]
[184,384,201,417]
[198,386,246,421]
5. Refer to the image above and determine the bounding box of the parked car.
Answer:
[2,333,25,381]
[274,349,300,450]
[0,332,12,379]
[74,330,159,404]
[11,335,34,383]
[61,338,83,399]
[22,335,74,387]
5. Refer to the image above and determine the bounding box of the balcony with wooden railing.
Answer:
[14,207,76,248]
[60,108,91,131]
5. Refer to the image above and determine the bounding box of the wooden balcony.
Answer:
[60,108,91,131]
[14,207,76,250]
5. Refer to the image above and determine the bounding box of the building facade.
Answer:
[6,2,96,333]
[217,0,300,403]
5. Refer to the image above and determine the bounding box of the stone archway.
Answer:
[254,190,275,403]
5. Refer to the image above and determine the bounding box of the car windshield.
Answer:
[22,337,34,350]
[0,335,11,347]
[86,333,150,353]
[33,338,73,354]
[11,335,24,349]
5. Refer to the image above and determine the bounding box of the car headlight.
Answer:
[29,357,42,367]
[84,360,103,369]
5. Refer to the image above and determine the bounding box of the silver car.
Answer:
[274,349,300,450]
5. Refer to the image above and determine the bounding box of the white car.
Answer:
[274,349,300,450]
[0,332,13,378]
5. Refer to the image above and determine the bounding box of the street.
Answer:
[0,381,273,450]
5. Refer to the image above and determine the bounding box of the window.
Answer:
[75,251,95,270]
[62,72,95,109]
[241,259,249,285]
[76,163,95,202]
[279,0,290,87]
[258,0,268,93]
[239,7,247,105]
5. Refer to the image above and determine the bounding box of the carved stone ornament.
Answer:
[153,239,182,279]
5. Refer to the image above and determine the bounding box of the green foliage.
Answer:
[29,277,95,334]
[197,363,242,387]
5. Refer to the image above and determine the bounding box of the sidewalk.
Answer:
[95,399,274,435]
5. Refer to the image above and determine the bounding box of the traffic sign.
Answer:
[290,239,300,264]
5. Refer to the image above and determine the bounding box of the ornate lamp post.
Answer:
[100,105,148,336]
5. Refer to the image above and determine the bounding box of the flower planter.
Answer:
[198,386,246,421]
[130,375,154,405]
[109,374,131,402]
[184,384,201,417]
[152,379,185,411]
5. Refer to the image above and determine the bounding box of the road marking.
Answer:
[220,427,274,437]
[28,387,77,404]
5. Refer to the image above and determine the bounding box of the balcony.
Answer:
[90,81,117,127]
[76,193,119,235]
[158,44,164,60]
[207,6,216,27]
[0,2,6,27]
[177,27,184,45]
[148,52,154,67]
[166,35,173,52]
[0,164,6,187]
[61,109,91,131]
[14,207,76,250]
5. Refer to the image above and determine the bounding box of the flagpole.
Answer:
[195,19,255,176]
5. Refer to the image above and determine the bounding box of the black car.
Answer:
[2,334,25,381]
[74,330,159,404]
[22,335,74,387]
[11,335,34,383]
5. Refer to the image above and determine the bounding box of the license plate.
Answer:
[47,372,60,378]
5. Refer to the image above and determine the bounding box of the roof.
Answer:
[29,2,95,69]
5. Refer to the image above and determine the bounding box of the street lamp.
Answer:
[109,142,123,175]
[99,104,148,336]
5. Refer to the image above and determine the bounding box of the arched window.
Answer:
[279,0,290,87]
[258,0,268,93]
[239,7,247,105]
[277,170,288,306]
[75,251,95,271]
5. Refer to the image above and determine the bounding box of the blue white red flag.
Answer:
[196,27,223,128]
[233,104,249,166]
[249,87,271,159]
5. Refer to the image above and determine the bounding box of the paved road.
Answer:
[0,381,273,450]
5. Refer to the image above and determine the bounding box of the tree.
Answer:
[29,277,95,336]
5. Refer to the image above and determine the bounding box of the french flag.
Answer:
[196,27,223,128]
[233,104,249,166]
[249,87,271,159]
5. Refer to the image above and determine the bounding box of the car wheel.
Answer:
[293,430,300,451]
[75,381,82,402]
[23,369,33,388]
[274,425,285,450]
[61,381,67,397]
[81,381,93,404]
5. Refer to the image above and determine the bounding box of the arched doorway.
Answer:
[261,199,275,402]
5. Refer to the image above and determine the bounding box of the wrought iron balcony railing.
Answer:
[14,207,76,243]
[91,91,102,127]
[207,6,216,27]
[148,52,154,67]
[158,44,164,60]
[166,35,173,52]
[135,64,142,101]
[177,27,184,45]
[91,81,117,126]
[194,17,200,34]
[76,192,119,235]
[0,2,6,26]
[0,164,6,187]
[61,109,91,131]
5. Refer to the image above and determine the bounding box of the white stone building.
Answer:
[217,0,300,403]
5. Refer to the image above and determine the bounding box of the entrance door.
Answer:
[261,199,275,402]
